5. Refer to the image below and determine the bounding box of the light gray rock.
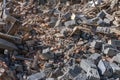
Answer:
[109,40,120,50]
[64,20,76,27]
[46,78,54,80]
[27,72,45,80]
[74,71,87,80]
[89,53,101,61]
[110,63,120,76]
[87,67,100,80]
[102,44,114,52]
[98,60,113,77]
[68,65,82,78]
[103,48,119,57]
[80,59,97,72]
[112,53,120,64]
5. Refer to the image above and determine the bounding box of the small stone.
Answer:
[87,67,100,80]
[26,40,35,46]
[38,0,47,5]
[51,68,63,78]
[97,19,106,26]
[80,59,97,72]
[71,13,76,20]
[102,44,114,52]
[74,71,87,80]
[60,28,68,37]
[64,20,76,27]
[104,18,111,25]
[88,53,101,61]
[49,17,58,27]
[103,48,119,57]
[81,31,92,40]
[97,10,106,19]
[68,65,82,78]
[112,53,120,64]
[27,72,45,80]
[55,33,64,38]
[110,63,120,76]
[46,78,55,80]
[76,14,88,24]
[41,48,54,60]
[108,40,120,50]
[90,40,103,49]
[98,60,113,77]
[63,12,72,20]
[103,10,114,21]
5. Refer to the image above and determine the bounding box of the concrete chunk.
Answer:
[98,60,113,77]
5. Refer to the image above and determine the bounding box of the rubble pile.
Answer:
[0,0,120,80]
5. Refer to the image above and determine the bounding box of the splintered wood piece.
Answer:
[0,38,18,50]
[7,21,20,35]
[70,26,92,36]
[31,50,40,69]
[0,32,22,44]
